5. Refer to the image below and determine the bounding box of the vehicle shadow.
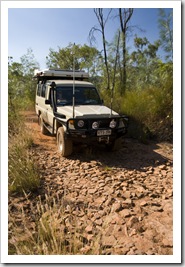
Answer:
[70,138,172,171]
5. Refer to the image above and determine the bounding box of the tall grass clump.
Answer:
[8,111,40,195]
[9,195,68,255]
[121,81,173,142]
[8,194,94,255]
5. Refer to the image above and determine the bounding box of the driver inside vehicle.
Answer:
[56,91,63,103]
[56,91,69,105]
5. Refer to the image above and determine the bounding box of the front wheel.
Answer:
[57,127,73,157]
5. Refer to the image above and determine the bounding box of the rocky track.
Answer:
[9,112,173,255]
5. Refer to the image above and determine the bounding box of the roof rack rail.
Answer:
[33,68,89,80]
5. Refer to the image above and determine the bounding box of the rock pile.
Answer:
[29,138,173,255]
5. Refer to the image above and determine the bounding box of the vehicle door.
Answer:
[45,84,54,126]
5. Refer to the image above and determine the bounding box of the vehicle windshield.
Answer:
[56,86,102,106]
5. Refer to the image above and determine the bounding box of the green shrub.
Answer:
[120,83,173,142]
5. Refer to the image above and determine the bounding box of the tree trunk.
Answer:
[119,8,133,95]
[94,8,111,91]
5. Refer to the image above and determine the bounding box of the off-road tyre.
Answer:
[39,114,49,135]
[57,127,73,157]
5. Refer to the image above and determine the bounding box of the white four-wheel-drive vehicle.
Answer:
[34,69,128,156]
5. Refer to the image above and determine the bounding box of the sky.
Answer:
[8,6,172,69]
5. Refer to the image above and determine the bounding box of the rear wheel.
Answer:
[57,127,73,157]
[39,114,49,135]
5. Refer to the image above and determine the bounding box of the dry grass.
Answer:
[8,122,40,194]
[8,111,94,255]
[8,191,102,255]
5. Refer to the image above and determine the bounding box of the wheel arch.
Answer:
[54,118,65,133]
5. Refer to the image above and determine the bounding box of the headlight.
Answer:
[77,120,85,128]
[109,119,117,128]
[92,121,99,129]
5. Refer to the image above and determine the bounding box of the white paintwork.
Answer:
[57,105,118,119]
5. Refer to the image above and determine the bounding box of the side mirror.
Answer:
[45,99,51,105]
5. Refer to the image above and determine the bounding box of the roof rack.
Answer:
[33,68,89,81]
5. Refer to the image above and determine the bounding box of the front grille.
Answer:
[97,119,110,128]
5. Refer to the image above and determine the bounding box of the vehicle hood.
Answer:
[57,105,119,119]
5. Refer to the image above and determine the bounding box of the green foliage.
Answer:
[46,43,101,78]
[128,37,161,90]
[121,80,172,141]
[20,48,40,75]
[99,58,173,142]
[8,48,39,111]
[158,9,173,61]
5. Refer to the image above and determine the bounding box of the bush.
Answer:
[121,83,173,142]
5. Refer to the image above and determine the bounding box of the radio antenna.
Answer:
[111,31,120,117]
[72,43,75,118]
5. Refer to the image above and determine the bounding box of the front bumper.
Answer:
[65,116,128,144]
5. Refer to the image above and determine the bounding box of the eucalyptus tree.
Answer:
[89,8,112,91]
[158,8,173,61]
[46,43,100,76]
[129,36,161,89]
[8,48,39,111]
[20,48,40,105]
[8,61,24,112]
[118,8,134,94]
[20,48,40,76]
[46,43,79,70]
